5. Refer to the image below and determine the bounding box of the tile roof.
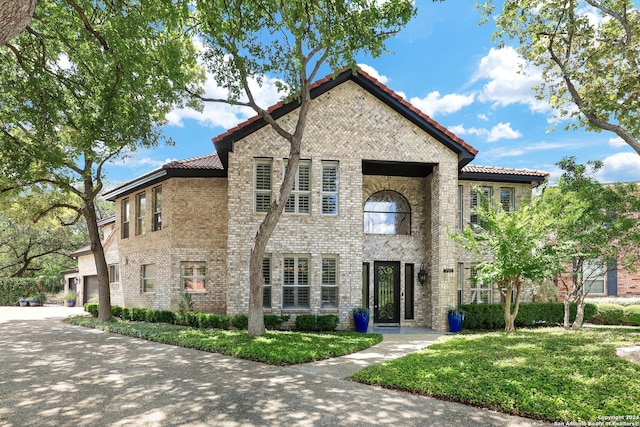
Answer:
[213,67,478,159]
[162,153,223,170]
[461,165,549,178]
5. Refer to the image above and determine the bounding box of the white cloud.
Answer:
[166,72,284,130]
[477,113,489,121]
[473,47,550,114]
[409,91,475,117]
[449,122,522,142]
[109,155,174,169]
[594,152,640,183]
[609,136,627,148]
[357,63,389,84]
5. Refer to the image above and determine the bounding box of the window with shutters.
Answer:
[470,186,492,225]
[262,256,271,309]
[282,255,310,309]
[321,256,338,308]
[321,162,339,215]
[254,160,272,213]
[500,187,514,212]
[285,161,311,214]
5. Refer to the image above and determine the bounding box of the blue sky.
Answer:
[104,1,640,186]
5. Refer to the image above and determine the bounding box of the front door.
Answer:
[374,261,401,324]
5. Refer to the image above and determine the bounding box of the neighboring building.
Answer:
[63,216,117,304]
[83,68,549,331]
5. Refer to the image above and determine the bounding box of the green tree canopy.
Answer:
[0,0,204,320]
[481,0,640,154]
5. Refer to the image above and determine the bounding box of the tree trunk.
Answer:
[571,294,586,331]
[247,139,303,336]
[0,0,36,46]
[83,178,111,321]
[563,296,572,329]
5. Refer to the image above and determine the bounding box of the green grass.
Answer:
[66,316,382,365]
[351,326,640,423]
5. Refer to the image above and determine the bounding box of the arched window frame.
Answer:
[364,190,411,235]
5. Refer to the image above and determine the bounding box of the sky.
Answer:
[104,1,640,186]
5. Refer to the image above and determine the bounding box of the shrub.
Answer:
[212,315,230,330]
[130,307,148,322]
[231,314,248,330]
[589,304,625,325]
[111,305,123,319]
[264,314,290,330]
[459,302,597,330]
[295,314,318,331]
[155,310,177,324]
[317,314,339,331]
[623,305,640,326]
[122,307,133,320]
[84,303,98,317]
[184,311,199,328]
[0,278,41,306]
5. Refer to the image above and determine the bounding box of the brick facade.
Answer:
[82,70,547,331]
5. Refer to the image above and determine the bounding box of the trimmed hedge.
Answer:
[231,314,248,330]
[264,314,290,330]
[459,302,597,330]
[295,314,340,332]
[590,304,640,326]
[0,278,42,306]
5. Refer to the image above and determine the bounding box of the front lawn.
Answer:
[351,326,640,423]
[66,316,382,365]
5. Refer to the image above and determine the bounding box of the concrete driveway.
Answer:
[0,307,549,426]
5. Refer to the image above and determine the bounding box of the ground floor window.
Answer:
[283,255,309,309]
[321,256,338,308]
[109,264,120,284]
[263,256,271,309]
[362,263,370,308]
[141,264,156,293]
[583,259,606,294]
[470,267,492,303]
[404,264,414,319]
[181,262,206,292]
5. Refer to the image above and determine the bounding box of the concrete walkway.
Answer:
[0,307,550,426]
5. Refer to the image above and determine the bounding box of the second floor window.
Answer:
[500,187,514,212]
[153,186,162,231]
[136,192,146,235]
[321,162,339,215]
[364,190,411,235]
[122,198,130,239]
[285,161,310,214]
[470,186,492,224]
[255,160,272,213]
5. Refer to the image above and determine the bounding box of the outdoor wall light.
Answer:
[418,264,427,285]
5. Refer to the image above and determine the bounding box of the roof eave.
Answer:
[459,171,548,186]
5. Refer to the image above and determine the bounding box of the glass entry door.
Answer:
[373,261,400,324]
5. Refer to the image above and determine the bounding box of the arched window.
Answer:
[364,190,411,235]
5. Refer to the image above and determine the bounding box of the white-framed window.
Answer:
[283,255,310,309]
[321,256,338,309]
[470,186,492,224]
[255,159,272,213]
[500,187,514,212]
[583,259,606,294]
[136,192,146,235]
[262,256,271,309]
[470,267,492,303]
[321,161,339,215]
[109,264,120,284]
[152,186,162,231]
[121,198,130,239]
[181,261,206,292]
[364,190,411,235]
[285,161,311,214]
[141,264,156,293]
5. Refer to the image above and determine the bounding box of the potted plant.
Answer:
[447,307,465,332]
[28,293,46,307]
[61,291,78,307]
[18,297,29,307]
[351,307,370,333]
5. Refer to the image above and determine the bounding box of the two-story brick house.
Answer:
[100,69,548,331]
